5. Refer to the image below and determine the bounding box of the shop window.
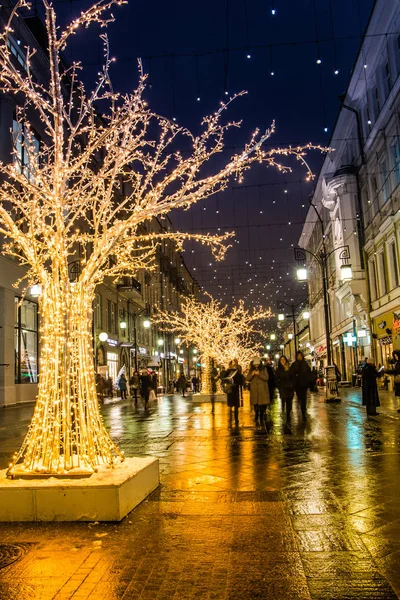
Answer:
[14,298,38,384]
[389,241,399,289]
[378,252,388,296]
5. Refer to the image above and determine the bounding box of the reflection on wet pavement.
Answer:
[0,388,399,599]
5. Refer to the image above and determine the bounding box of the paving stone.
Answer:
[0,389,399,599]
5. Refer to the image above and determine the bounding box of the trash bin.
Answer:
[352,373,357,387]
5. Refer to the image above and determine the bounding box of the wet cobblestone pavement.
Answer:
[0,387,400,599]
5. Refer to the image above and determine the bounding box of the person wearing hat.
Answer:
[246,357,270,426]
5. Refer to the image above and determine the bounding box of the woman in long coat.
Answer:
[221,361,242,424]
[246,357,270,426]
[361,359,381,416]
[276,356,295,423]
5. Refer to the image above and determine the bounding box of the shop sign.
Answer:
[107,338,118,347]
[378,336,392,346]
[393,312,400,333]
[343,332,356,347]
[178,357,184,364]
[315,345,327,355]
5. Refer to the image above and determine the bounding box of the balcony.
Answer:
[117,277,142,299]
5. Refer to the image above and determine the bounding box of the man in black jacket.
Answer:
[290,351,311,420]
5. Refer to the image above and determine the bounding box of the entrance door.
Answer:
[107,352,118,382]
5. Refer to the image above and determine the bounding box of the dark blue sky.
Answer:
[56,0,375,309]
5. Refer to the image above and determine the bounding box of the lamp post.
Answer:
[294,244,352,402]
[276,300,307,357]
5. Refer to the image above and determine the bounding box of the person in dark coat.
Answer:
[265,358,276,401]
[178,372,187,397]
[310,367,318,392]
[221,361,242,425]
[276,356,295,423]
[361,358,381,416]
[129,371,140,405]
[118,373,127,400]
[385,350,400,413]
[246,357,270,426]
[140,370,153,409]
[290,351,311,420]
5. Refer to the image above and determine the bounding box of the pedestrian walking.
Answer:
[232,358,245,406]
[140,370,153,409]
[178,372,187,397]
[265,358,276,401]
[310,366,318,393]
[118,373,127,400]
[152,371,158,396]
[221,361,242,425]
[105,376,113,398]
[129,371,140,406]
[385,350,400,413]
[246,357,270,426]
[276,356,295,423]
[290,351,311,420]
[361,358,381,416]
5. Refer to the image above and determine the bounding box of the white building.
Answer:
[299,0,400,378]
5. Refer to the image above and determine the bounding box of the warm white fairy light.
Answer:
[0,0,325,477]
[154,294,272,394]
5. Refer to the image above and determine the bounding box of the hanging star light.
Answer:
[154,294,272,394]
[0,0,327,477]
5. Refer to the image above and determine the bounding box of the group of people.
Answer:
[95,369,158,410]
[220,351,313,427]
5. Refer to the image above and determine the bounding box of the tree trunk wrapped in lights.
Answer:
[155,295,272,394]
[0,0,326,476]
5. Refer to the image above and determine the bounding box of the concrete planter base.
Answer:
[191,393,227,403]
[0,456,159,522]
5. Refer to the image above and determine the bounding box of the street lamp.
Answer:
[294,243,352,403]
[278,313,285,321]
[174,337,181,344]
[340,264,353,281]
[296,268,308,281]
[30,284,42,297]
[303,311,310,320]
[143,319,151,329]
[120,321,127,329]
[99,332,108,342]
[288,333,293,340]
[157,338,164,346]
[193,349,198,354]
[270,333,276,341]
[266,344,271,350]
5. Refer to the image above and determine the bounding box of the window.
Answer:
[380,158,391,204]
[110,302,116,333]
[369,260,377,301]
[389,241,399,289]
[12,119,40,181]
[95,293,102,328]
[384,61,392,96]
[14,298,38,384]
[378,252,388,296]
[391,139,400,189]
[374,87,380,118]
[7,35,27,70]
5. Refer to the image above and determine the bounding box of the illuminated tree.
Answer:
[0,0,325,476]
[155,295,272,394]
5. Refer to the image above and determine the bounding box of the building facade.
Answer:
[299,0,400,379]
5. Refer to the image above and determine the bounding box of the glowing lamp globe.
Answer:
[288,333,293,340]
[120,321,127,329]
[303,311,310,320]
[341,264,353,281]
[297,268,308,281]
[278,313,285,321]
[30,284,42,297]
[157,339,164,346]
[270,333,276,341]
[99,332,108,342]
[143,319,151,329]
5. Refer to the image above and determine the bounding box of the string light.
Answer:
[0,0,326,477]
[154,294,272,393]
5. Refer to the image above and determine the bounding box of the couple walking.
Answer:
[276,351,312,422]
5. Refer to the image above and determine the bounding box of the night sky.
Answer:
[51,0,374,311]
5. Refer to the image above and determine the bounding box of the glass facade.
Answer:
[15,298,38,384]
